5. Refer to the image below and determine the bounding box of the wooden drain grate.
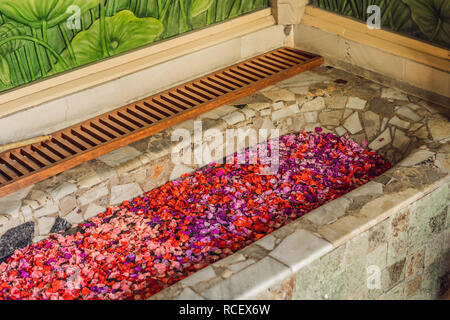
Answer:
[0,47,323,198]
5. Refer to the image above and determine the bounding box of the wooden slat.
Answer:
[80,125,111,143]
[242,61,274,75]
[259,56,290,70]
[201,79,231,94]
[51,136,78,155]
[0,172,9,183]
[237,64,267,79]
[151,98,181,115]
[192,82,222,96]
[159,94,192,110]
[9,151,41,172]
[264,53,296,66]
[219,71,250,86]
[278,48,309,61]
[117,111,146,128]
[33,145,60,162]
[98,118,130,135]
[157,95,187,112]
[108,114,140,131]
[1,157,26,176]
[0,47,323,197]
[208,75,240,91]
[184,85,216,100]
[249,59,280,74]
[44,141,73,158]
[268,52,300,65]
[177,87,208,104]
[22,147,53,167]
[62,132,93,150]
[0,163,19,180]
[284,47,316,60]
[71,128,98,147]
[125,108,155,125]
[174,90,201,106]
[134,104,164,122]
[144,100,176,117]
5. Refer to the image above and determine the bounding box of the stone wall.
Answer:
[284,184,449,300]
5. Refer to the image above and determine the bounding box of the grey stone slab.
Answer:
[269,229,333,273]
[180,266,216,287]
[0,185,33,203]
[213,253,246,268]
[289,86,309,95]
[399,150,434,166]
[381,88,408,101]
[202,257,291,299]
[261,88,296,102]
[228,259,256,273]
[367,242,388,269]
[223,111,245,126]
[363,111,380,141]
[301,97,326,112]
[346,181,383,198]
[37,216,56,235]
[110,183,143,205]
[79,186,109,206]
[48,182,77,201]
[393,130,410,151]
[170,164,195,181]
[0,200,21,219]
[335,126,347,136]
[319,110,342,126]
[346,97,367,110]
[304,111,318,123]
[255,234,276,251]
[84,204,106,220]
[272,104,300,121]
[64,209,84,224]
[429,117,450,141]
[175,288,204,300]
[34,205,59,218]
[306,197,351,226]
[343,112,363,134]
[396,106,421,122]
[369,128,391,151]
[277,71,330,88]
[389,116,410,129]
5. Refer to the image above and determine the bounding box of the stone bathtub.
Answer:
[0,65,449,300]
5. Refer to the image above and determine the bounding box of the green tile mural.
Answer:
[0,0,269,93]
[310,0,450,48]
